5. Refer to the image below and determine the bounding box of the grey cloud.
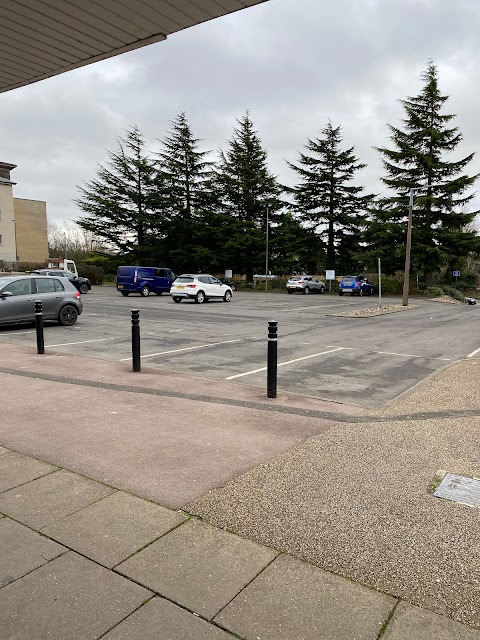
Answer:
[1,0,479,223]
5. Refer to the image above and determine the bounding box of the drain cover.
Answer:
[433,473,480,508]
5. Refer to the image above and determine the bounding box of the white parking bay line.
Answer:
[466,346,480,358]
[226,347,345,380]
[45,338,117,348]
[120,338,241,361]
[375,350,450,361]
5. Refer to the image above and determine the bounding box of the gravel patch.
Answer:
[369,359,480,417]
[327,304,418,318]
[429,296,464,305]
[187,417,480,628]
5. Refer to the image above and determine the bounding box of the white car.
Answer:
[171,274,233,304]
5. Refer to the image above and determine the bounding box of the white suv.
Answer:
[171,274,233,304]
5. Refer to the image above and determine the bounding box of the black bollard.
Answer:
[131,309,141,372]
[34,300,44,354]
[267,320,278,398]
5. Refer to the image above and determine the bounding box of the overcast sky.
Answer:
[1,0,479,226]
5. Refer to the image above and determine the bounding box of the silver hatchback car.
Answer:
[286,276,326,295]
[0,275,83,326]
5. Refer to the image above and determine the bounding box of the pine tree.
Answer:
[75,126,158,256]
[369,61,480,283]
[212,112,284,281]
[154,112,213,271]
[288,122,371,272]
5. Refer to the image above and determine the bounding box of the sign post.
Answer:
[378,258,382,309]
[325,270,335,293]
[453,270,460,288]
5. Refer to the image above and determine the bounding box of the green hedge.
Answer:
[77,263,105,285]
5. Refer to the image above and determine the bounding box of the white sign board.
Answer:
[325,270,335,281]
[225,269,233,279]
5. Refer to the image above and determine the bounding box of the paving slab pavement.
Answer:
[0,518,66,587]
[0,451,57,492]
[117,518,278,619]
[0,343,479,638]
[42,491,187,568]
[0,445,478,639]
[0,468,115,529]
[214,553,395,640]
[0,552,152,640]
[0,370,336,508]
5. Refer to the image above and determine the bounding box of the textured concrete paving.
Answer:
[215,554,395,640]
[0,451,56,492]
[42,491,187,567]
[1,341,479,638]
[117,518,278,619]
[0,469,114,529]
[0,552,151,640]
[0,518,66,587]
[102,597,235,639]
[188,414,480,627]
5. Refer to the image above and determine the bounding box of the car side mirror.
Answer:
[1,291,13,298]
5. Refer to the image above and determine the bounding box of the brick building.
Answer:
[0,162,48,265]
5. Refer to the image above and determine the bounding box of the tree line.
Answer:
[76,62,480,285]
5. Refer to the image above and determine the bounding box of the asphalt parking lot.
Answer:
[1,286,479,408]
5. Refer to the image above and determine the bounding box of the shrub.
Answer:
[441,286,464,301]
[423,286,445,298]
[379,278,404,295]
[77,263,105,285]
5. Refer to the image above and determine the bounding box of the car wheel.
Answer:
[195,290,206,304]
[79,283,89,294]
[173,297,182,303]
[121,291,130,297]
[339,290,343,296]
[58,305,78,326]
[320,286,325,294]
[140,286,150,297]
[287,289,293,294]
[223,290,232,302]
[358,288,363,296]
[303,287,310,295]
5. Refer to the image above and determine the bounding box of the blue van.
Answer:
[116,266,176,297]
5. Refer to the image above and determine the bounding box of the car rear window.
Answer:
[289,277,302,281]
[175,277,194,283]
[343,277,356,283]
[117,267,134,276]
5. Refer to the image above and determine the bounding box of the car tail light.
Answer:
[298,281,304,285]
[134,270,137,284]
[76,291,81,299]
[186,284,196,288]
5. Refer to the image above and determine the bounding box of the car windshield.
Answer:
[0,278,14,289]
[175,276,194,283]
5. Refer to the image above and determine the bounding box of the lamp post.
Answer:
[265,205,269,292]
[402,189,415,306]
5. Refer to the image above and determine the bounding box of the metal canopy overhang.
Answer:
[0,0,267,93]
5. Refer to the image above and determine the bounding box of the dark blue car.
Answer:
[116,266,176,297]
[339,275,374,296]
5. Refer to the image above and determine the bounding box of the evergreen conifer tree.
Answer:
[212,112,283,281]
[368,61,480,283]
[75,125,157,256]
[288,122,371,272]
[154,112,213,271]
